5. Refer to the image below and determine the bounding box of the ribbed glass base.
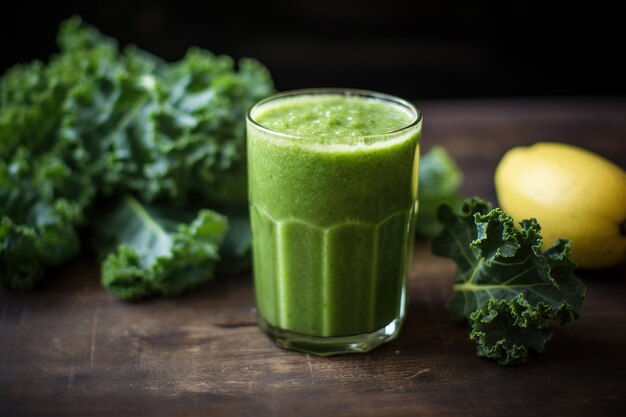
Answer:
[258,314,404,356]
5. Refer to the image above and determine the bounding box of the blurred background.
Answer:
[1,0,625,100]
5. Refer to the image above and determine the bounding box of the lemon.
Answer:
[495,142,626,269]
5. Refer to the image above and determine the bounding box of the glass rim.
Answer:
[247,88,422,142]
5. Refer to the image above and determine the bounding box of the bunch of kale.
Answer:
[0,17,274,299]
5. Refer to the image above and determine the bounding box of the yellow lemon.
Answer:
[495,142,626,269]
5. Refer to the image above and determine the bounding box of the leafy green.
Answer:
[416,146,463,237]
[0,16,273,295]
[0,148,93,291]
[94,196,227,300]
[431,197,585,365]
[52,17,273,205]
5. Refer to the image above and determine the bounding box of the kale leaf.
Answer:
[431,197,585,365]
[94,196,227,300]
[416,146,463,237]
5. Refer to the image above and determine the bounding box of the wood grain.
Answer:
[1,98,625,417]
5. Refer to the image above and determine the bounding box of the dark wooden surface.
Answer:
[1,99,625,417]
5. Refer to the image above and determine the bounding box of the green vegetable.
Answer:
[0,149,93,290]
[416,146,463,237]
[94,196,227,300]
[54,17,273,205]
[0,16,273,295]
[431,197,585,365]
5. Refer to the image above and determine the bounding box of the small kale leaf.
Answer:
[93,195,227,300]
[416,146,463,237]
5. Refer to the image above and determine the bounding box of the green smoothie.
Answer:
[247,90,421,354]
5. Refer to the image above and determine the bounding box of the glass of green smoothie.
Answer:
[247,89,421,356]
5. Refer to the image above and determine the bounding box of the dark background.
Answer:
[1,1,625,100]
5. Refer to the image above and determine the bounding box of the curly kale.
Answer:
[93,196,227,300]
[431,197,585,365]
[0,16,274,295]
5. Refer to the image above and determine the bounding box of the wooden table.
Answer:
[1,99,625,416]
